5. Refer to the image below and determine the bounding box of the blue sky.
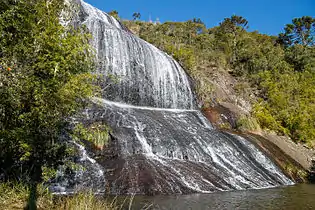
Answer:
[85,0,315,35]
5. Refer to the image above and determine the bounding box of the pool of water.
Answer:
[130,184,315,210]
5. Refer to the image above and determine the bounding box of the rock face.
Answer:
[52,0,295,195]
[252,134,309,180]
[76,0,195,109]
[84,99,292,194]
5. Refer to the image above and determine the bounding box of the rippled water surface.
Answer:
[130,184,315,210]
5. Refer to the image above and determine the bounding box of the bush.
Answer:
[73,122,111,150]
[253,103,283,133]
[236,115,261,132]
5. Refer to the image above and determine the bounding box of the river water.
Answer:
[130,184,315,210]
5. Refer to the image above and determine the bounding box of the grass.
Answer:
[0,183,138,210]
[56,193,118,210]
[0,182,54,210]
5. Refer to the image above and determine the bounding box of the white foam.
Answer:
[92,97,197,113]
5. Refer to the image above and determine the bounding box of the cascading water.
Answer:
[53,0,294,194]
[49,140,105,194]
[77,0,195,109]
[84,98,292,194]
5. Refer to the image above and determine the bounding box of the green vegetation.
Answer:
[108,10,119,20]
[73,122,111,149]
[0,183,119,210]
[132,12,141,21]
[123,15,315,145]
[0,0,314,207]
[284,163,309,182]
[236,115,260,132]
[278,16,315,47]
[0,0,102,208]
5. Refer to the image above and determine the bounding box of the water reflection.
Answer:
[131,184,315,210]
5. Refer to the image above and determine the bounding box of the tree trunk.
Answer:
[25,161,42,210]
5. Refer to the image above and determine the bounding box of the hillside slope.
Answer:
[121,18,315,178]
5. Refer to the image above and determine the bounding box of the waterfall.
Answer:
[86,98,292,194]
[49,141,105,194]
[51,0,294,195]
[78,0,195,109]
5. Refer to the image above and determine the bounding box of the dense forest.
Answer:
[0,0,106,208]
[119,14,315,146]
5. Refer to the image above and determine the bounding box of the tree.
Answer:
[218,15,249,67]
[278,16,315,47]
[108,10,119,19]
[132,12,141,21]
[0,0,96,207]
[220,15,249,33]
[125,13,315,144]
[192,18,204,25]
[191,18,206,35]
[277,17,315,72]
[284,44,315,72]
